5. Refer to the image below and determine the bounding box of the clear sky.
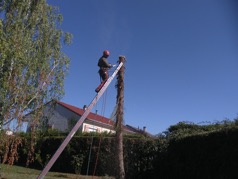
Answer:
[47,0,238,135]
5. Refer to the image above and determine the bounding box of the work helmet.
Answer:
[103,50,110,56]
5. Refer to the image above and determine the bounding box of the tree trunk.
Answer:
[115,56,126,179]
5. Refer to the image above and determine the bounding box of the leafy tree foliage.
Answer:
[0,0,72,165]
[0,0,72,129]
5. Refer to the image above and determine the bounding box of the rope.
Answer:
[86,136,93,175]
[87,96,99,176]
[92,90,108,177]
[92,135,102,177]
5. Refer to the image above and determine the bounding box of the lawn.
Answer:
[0,164,114,179]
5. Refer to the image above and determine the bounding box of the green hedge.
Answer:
[11,122,238,179]
[16,133,156,178]
[153,126,238,179]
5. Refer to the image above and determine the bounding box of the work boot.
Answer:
[95,80,107,93]
[95,88,100,93]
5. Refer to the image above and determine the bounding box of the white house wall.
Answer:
[25,102,81,132]
[48,110,68,131]
[47,103,114,133]
[25,102,126,134]
[82,123,115,133]
[50,103,81,132]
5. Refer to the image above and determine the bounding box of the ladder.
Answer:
[37,62,124,179]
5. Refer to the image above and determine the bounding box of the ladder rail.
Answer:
[37,62,123,179]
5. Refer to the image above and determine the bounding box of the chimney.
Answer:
[143,126,146,132]
[83,105,87,111]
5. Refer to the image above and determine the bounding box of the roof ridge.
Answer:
[56,101,144,134]
[56,101,113,123]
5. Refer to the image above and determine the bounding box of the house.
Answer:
[24,100,151,136]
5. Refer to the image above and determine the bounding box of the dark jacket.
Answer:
[98,56,112,71]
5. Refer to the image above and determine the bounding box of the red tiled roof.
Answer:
[57,101,114,126]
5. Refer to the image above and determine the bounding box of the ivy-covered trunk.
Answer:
[115,56,126,179]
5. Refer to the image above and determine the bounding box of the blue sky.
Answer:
[47,0,238,135]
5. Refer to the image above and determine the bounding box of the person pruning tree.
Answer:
[95,50,115,92]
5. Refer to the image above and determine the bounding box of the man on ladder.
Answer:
[95,50,115,92]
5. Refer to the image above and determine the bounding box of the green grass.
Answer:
[0,164,114,179]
